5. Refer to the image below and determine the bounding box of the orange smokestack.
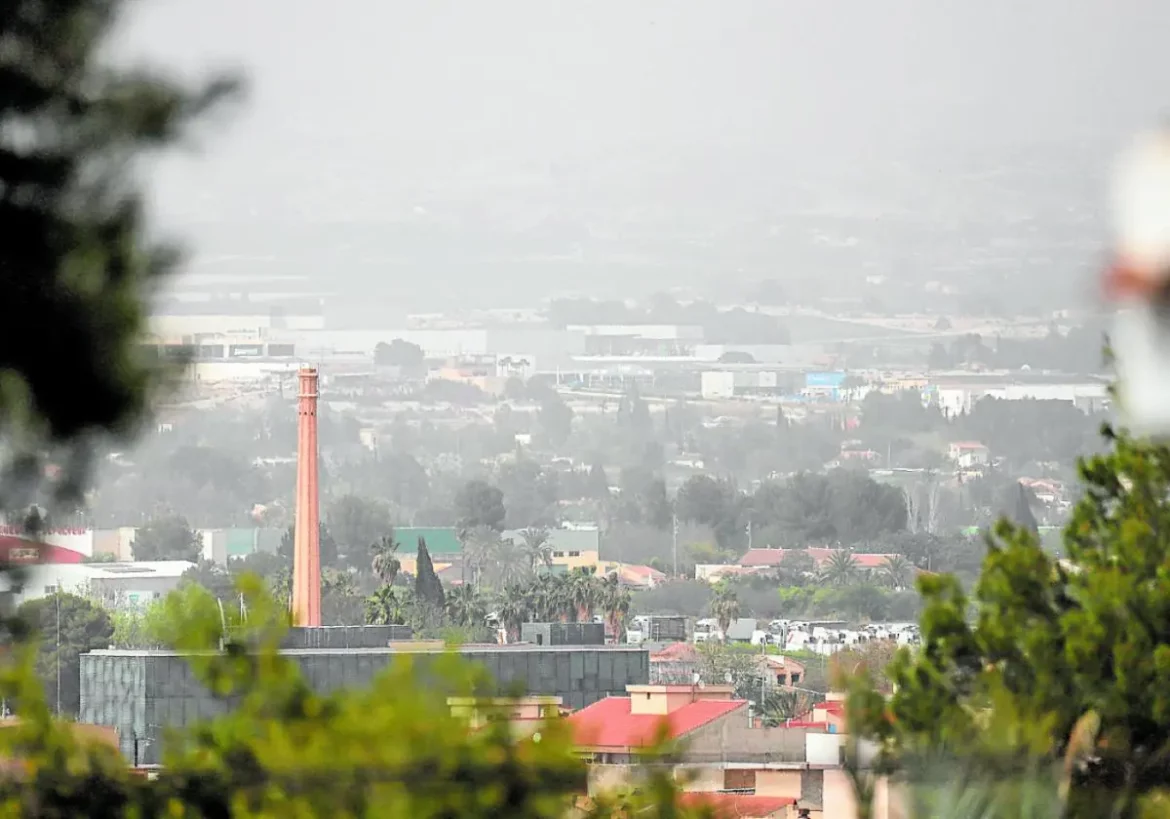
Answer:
[292,366,321,627]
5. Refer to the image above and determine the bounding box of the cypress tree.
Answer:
[414,537,445,628]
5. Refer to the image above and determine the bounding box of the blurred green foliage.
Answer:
[0,0,238,511]
[847,425,1170,817]
[0,575,714,817]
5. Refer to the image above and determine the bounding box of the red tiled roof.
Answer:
[851,552,898,569]
[567,696,745,749]
[738,547,897,570]
[739,548,788,567]
[612,564,666,586]
[650,642,698,663]
[679,793,796,818]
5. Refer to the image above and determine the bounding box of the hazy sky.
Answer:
[114,1,1170,306]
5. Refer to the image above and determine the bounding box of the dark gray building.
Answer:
[80,643,649,763]
[519,622,604,646]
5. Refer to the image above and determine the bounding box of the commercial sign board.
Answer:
[805,371,846,389]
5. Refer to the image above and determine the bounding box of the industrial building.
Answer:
[80,643,651,763]
[2,561,195,612]
[929,375,1111,417]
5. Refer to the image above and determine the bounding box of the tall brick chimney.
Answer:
[291,366,321,627]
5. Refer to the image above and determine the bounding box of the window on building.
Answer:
[553,551,565,558]
[790,672,801,684]
[568,551,580,557]
[44,585,57,594]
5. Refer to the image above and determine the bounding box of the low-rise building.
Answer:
[4,561,195,611]
[566,684,899,818]
[946,441,990,468]
[82,643,651,762]
[393,527,464,576]
[738,548,899,573]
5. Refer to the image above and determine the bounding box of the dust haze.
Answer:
[116,0,1170,316]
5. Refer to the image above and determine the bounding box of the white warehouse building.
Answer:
[934,381,1110,417]
[2,561,196,612]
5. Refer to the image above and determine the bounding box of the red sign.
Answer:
[0,527,87,536]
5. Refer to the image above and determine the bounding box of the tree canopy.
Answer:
[131,514,201,562]
[17,592,113,717]
[0,0,235,505]
[851,425,1170,817]
[0,578,706,818]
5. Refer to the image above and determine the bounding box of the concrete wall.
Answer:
[281,626,413,648]
[822,769,858,817]
[755,769,803,799]
[587,764,638,795]
[685,718,810,764]
[80,646,649,763]
[520,623,605,646]
[675,765,724,792]
[650,660,698,685]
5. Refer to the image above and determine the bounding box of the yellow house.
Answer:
[503,527,601,574]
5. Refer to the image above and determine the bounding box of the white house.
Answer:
[947,441,990,468]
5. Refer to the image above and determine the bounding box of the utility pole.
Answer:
[55,585,60,715]
[671,512,679,577]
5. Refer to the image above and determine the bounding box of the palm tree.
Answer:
[370,533,400,586]
[488,537,530,590]
[567,567,600,622]
[710,583,740,639]
[496,581,532,642]
[597,572,631,642]
[531,573,573,622]
[462,525,501,589]
[445,583,487,628]
[757,689,813,727]
[365,585,409,625]
[880,554,915,590]
[819,550,860,587]
[519,526,553,573]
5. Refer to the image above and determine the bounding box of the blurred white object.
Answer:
[1107,129,1170,299]
[1113,308,1170,436]
[1107,128,1170,435]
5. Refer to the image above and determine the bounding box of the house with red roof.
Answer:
[649,642,700,685]
[947,440,990,469]
[599,562,667,589]
[566,683,902,818]
[568,684,747,759]
[738,548,901,573]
